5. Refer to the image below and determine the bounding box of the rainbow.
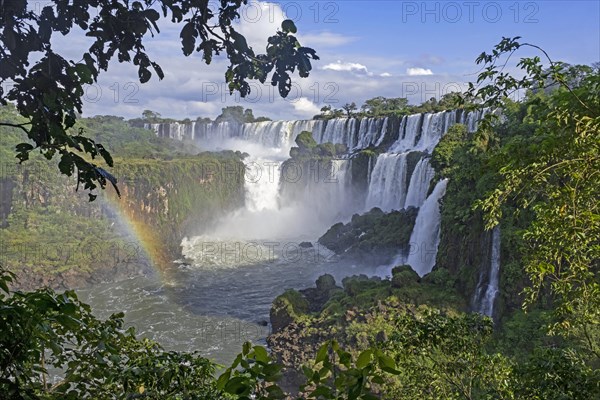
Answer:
[103,187,179,283]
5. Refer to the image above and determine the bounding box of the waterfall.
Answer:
[474,226,501,316]
[365,153,408,212]
[405,179,448,276]
[317,118,357,149]
[324,159,355,216]
[145,109,488,153]
[373,118,389,147]
[145,122,197,141]
[404,158,435,208]
[195,121,236,142]
[241,120,320,150]
[144,109,485,272]
[366,155,373,186]
[415,111,447,152]
[389,115,411,152]
[245,157,281,212]
[280,158,356,222]
[330,159,351,201]
[356,118,387,149]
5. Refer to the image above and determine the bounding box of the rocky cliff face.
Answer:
[1,153,246,290]
[108,154,246,263]
[318,207,418,266]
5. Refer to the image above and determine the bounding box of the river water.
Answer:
[78,249,333,365]
[78,139,368,366]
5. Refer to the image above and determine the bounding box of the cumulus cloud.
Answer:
[380,72,392,77]
[323,61,370,75]
[235,1,285,51]
[291,97,321,117]
[406,67,434,76]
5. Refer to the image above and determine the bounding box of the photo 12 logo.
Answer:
[401,1,540,23]
[83,82,140,104]
[234,1,341,24]
[200,81,339,104]
[192,240,335,265]
[0,241,146,267]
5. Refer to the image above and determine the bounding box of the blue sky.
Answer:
[318,1,599,69]
[51,1,599,120]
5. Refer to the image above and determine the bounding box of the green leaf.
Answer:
[315,342,329,364]
[378,354,397,370]
[281,19,297,34]
[253,345,269,363]
[356,349,372,369]
[216,369,231,390]
[224,376,250,395]
[242,341,251,355]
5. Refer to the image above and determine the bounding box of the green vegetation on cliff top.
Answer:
[0,105,245,284]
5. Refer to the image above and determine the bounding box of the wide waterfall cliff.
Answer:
[147,109,490,285]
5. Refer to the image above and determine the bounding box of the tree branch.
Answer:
[0,122,31,135]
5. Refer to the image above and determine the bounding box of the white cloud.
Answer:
[235,1,286,51]
[407,67,434,76]
[299,32,358,48]
[291,97,320,117]
[380,72,392,77]
[323,61,370,75]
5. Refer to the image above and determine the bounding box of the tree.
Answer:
[315,104,345,120]
[0,1,318,200]
[142,110,161,122]
[243,108,255,123]
[466,37,600,354]
[295,130,317,151]
[437,92,464,109]
[214,105,260,124]
[360,96,409,116]
[341,102,357,117]
[361,96,384,115]
[320,105,332,114]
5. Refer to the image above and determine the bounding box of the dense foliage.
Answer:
[289,131,348,160]
[315,93,469,120]
[0,268,224,399]
[464,39,600,355]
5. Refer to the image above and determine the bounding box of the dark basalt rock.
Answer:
[318,207,418,265]
[270,274,342,333]
[299,274,342,313]
[391,264,420,288]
